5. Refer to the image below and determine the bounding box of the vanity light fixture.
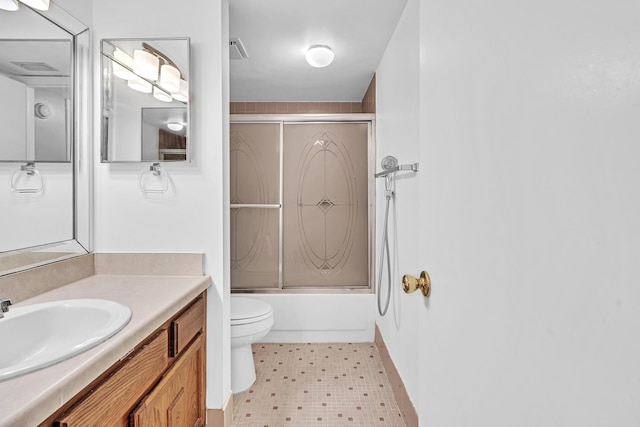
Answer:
[112,49,135,80]
[127,77,152,93]
[159,64,180,93]
[153,86,173,102]
[305,44,334,68]
[133,49,159,81]
[171,79,189,102]
[0,0,19,11]
[167,122,184,132]
[20,0,49,9]
[1,0,50,11]
[109,43,187,103]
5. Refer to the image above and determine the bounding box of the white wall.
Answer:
[374,0,421,406]
[91,0,230,410]
[379,0,640,425]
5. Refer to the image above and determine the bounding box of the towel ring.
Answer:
[10,163,44,194]
[138,162,169,194]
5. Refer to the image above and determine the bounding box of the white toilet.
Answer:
[230,296,274,393]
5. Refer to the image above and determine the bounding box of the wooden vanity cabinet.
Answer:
[43,292,206,427]
[130,334,205,427]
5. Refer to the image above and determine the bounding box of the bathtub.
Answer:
[234,294,375,343]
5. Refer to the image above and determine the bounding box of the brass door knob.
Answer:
[402,271,431,297]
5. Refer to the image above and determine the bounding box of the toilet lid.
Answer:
[231,297,273,326]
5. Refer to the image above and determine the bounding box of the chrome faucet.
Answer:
[0,299,11,319]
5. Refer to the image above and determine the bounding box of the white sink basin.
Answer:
[0,299,131,382]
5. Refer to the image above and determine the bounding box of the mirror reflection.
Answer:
[101,38,190,163]
[142,107,187,161]
[0,3,90,276]
[0,8,73,162]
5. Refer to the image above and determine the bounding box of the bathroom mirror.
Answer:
[0,4,90,276]
[101,38,190,163]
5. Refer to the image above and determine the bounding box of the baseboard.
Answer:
[375,325,418,427]
[261,329,373,343]
[207,393,233,427]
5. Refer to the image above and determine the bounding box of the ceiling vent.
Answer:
[11,61,58,72]
[229,37,249,60]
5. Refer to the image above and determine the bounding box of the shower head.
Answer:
[381,156,398,171]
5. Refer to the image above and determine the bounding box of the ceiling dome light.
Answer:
[305,44,334,68]
[167,122,184,132]
[0,0,19,11]
[18,0,49,10]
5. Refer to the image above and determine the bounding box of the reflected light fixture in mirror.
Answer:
[305,44,334,68]
[133,49,159,80]
[0,0,19,11]
[160,64,180,92]
[172,79,189,102]
[110,43,186,102]
[167,122,184,131]
[153,86,173,102]
[19,0,49,9]
[113,49,135,79]
[128,76,152,93]
[0,0,49,11]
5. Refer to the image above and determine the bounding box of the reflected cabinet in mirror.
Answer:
[0,4,90,276]
[101,38,190,163]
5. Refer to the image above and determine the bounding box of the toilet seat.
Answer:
[231,297,273,326]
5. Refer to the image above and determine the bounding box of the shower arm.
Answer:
[374,162,419,178]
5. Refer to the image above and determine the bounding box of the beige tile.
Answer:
[233,343,406,426]
[256,102,268,114]
[245,102,257,114]
[0,254,94,303]
[94,253,203,275]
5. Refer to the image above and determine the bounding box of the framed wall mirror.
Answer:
[101,38,190,163]
[0,3,91,276]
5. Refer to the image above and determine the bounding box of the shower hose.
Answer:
[377,175,393,316]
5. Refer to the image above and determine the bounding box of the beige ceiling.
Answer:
[229,0,408,102]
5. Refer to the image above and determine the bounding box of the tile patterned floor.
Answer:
[232,343,406,427]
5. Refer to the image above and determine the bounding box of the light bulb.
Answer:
[128,77,152,93]
[133,49,158,81]
[18,0,49,10]
[159,64,180,93]
[171,79,189,103]
[0,0,19,11]
[153,86,173,102]
[112,49,135,80]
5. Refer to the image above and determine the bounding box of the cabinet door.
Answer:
[55,330,170,427]
[130,333,205,427]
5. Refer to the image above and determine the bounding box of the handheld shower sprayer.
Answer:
[375,155,419,316]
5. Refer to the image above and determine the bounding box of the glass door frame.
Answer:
[230,113,376,294]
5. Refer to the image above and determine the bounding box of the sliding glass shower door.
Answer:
[230,122,280,289]
[230,120,370,291]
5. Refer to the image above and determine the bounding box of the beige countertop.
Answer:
[0,274,211,427]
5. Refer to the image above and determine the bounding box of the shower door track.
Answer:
[230,114,376,294]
